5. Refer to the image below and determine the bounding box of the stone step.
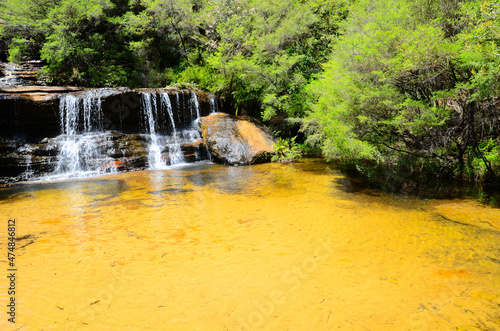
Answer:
[0,60,46,86]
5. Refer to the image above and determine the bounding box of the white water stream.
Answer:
[50,89,209,179]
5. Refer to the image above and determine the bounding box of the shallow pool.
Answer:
[1,160,499,330]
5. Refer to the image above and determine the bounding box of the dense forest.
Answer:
[1,0,499,186]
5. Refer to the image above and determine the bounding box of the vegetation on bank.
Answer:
[0,0,499,184]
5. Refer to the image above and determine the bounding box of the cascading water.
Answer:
[0,87,215,183]
[19,146,34,180]
[185,91,208,161]
[175,93,180,122]
[161,93,185,165]
[0,63,23,86]
[191,91,201,119]
[83,97,103,131]
[55,91,115,176]
[140,90,208,169]
[141,92,166,169]
[209,95,218,113]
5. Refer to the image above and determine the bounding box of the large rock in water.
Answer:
[198,113,276,165]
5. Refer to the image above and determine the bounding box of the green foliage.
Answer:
[302,58,380,160]
[0,0,345,97]
[466,138,500,181]
[303,0,500,181]
[185,0,348,125]
[40,0,135,86]
[1,0,137,85]
[7,37,28,63]
[271,136,302,162]
[458,0,500,100]
[122,0,201,86]
[1,0,498,183]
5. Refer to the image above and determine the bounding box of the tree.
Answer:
[123,0,201,86]
[303,0,500,181]
[39,0,137,86]
[176,0,347,135]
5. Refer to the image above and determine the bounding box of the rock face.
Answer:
[0,86,215,140]
[0,86,84,140]
[0,87,217,184]
[199,113,276,165]
[0,86,278,184]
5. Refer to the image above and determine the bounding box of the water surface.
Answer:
[0,159,499,330]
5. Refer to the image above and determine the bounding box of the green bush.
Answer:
[7,38,28,63]
[271,136,302,163]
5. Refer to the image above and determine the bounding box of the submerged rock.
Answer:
[198,113,276,165]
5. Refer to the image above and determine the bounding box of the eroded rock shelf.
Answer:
[0,86,276,184]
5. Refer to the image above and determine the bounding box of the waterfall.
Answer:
[0,63,23,86]
[60,94,79,136]
[209,95,218,113]
[59,92,105,135]
[141,92,166,169]
[12,88,214,182]
[19,145,34,180]
[184,92,209,161]
[55,91,115,176]
[191,91,201,120]
[141,91,207,168]
[83,97,102,132]
[161,93,185,165]
[175,93,181,124]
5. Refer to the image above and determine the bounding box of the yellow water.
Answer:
[0,160,499,330]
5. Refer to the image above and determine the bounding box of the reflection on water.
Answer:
[0,179,129,203]
[0,159,499,330]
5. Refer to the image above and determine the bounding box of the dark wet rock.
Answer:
[179,139,209,163]
[0,87,222,184]
[0,87,218,140]
[0,126,213,184]
[198,113,276,165]
[0,95,62,140]
[0,132,147,184]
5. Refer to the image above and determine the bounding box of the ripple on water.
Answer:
[0,159,499,330]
